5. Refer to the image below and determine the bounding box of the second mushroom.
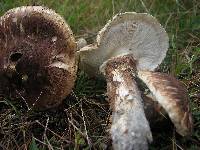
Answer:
[78,12,193,150]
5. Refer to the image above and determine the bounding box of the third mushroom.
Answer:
[78,12,193,150]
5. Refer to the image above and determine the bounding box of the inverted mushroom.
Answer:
[78,12,193,149]
[79,12,168,76]
[0,6,77,110]
[78,12,169,149]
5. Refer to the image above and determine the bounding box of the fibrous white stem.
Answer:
[102,55,152,150]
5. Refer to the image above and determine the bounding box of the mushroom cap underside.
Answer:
[78,12,169,76]
[138,70,193,136]
[0,6,77,109]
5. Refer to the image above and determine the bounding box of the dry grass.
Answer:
[0,0,200,149]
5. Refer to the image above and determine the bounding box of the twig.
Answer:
[45,135,54,150]
[80,102,92,148]
[35,120,71,144]
[44,117,49,137]
[34,136,61,150]
[68,117,93,147]
[28,91,43,112]
[15,90,30,110]
[42,117,54,150]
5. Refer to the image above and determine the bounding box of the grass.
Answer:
[0,0,199,149]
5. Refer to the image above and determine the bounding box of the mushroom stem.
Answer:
[101,55,152,150]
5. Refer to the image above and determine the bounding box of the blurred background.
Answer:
[0,0,199,149]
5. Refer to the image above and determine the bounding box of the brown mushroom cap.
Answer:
[138,70,193,136]
[142,93,167,123]
[78,12,168,76]
[0,6,76,109]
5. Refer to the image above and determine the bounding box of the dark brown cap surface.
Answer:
[0,6,76,109]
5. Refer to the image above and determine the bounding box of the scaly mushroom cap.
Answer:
[142,93,167,123]
[138,70,193,136]
[78,12,168,76]
[0,6,76,109]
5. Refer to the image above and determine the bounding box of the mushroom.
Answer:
[0,6,77,110]
[78,12,193,149]
[141,93,167,124]
[137,70,193,136]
